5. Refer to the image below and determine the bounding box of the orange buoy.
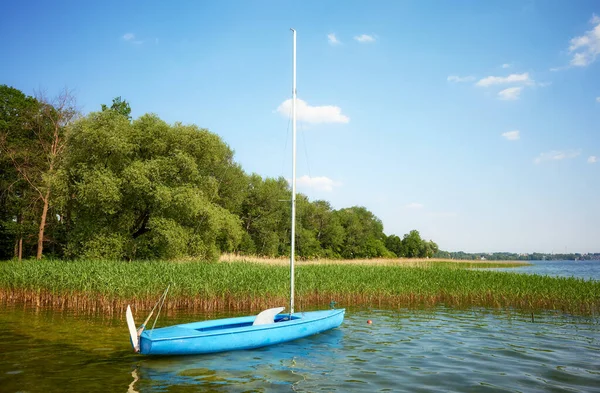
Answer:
[367,319,372,324]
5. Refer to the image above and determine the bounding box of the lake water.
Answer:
[486,260,600,281]
[1,305,598,392]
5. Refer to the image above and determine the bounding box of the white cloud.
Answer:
[501,63,511,69]
[596,97,600,103]
[405,202,424,209]
[276,98,349,124]
[571,52,590,66]
[567,14,600,67]
[498,87,522,100]
[122,33,143,44]
[354,34,375,43]
[476,73,533,87]
[588,156,598,164]
[534,149,581,164]
[447,75,475,83]
[328,33,340,45]
[296,175,341,192]
[502,130,520,140]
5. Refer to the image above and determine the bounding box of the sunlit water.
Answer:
[486,260,600,281]
[1,306,599,392]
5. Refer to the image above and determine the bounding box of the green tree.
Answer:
[308,200,344,258]
[0,86,76,260]
[238,174,290,256]
[335,206,390,258]
[423,240,439,258]
[101,96,131,120]
[60,111,243,260]
[402,230,423,258]
[33,90,77,259]
[0,85,40,260]
[295,195,321,258]
[385,234,404,257]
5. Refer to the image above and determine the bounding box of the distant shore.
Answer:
[219,254,530,267]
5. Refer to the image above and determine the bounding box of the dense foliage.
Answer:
[0,87,439,261]
[0,85,76,260]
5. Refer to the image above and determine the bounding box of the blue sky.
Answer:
[1,1,599,253]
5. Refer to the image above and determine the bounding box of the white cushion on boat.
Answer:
[253,307,285,326]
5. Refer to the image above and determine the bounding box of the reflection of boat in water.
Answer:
[127,329,344,391]
[126,28,344,356]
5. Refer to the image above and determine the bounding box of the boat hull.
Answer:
[139,309,345,356]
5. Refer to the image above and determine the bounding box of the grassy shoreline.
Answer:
[0,259,597,316]
[219,254,531,267]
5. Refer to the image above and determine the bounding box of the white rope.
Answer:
[150,284,170,334]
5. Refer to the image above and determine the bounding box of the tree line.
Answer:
[0,86,439,261]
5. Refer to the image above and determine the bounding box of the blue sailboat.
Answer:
[126,29,345,356]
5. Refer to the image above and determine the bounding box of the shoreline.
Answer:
[218,254,531,267]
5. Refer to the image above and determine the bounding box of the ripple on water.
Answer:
[0,306,599,392]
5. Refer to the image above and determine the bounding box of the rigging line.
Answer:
[150,284,170,334]
[144,287,165,323]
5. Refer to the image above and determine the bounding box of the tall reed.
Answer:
[0,259,597,316]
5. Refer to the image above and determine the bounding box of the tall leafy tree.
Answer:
[0,86,76,260]
[60,111,243,260]
[238,174,290,256]
[424,240,439,258]
[0,85,39,260]
[385,234,404,257]
[311,200,344,257]
[34,90,77,259]
[295,195,321,258]
[295,199,344,258]
[402,229,424,258]
[335,206,391,258]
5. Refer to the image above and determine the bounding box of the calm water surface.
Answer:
[488,260,600,281]
[1,306,599,392]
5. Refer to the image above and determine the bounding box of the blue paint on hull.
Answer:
[139,309,345,356]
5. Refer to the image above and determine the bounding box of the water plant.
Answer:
[0,259,597,316]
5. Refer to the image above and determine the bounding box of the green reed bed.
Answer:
[0,260,597,316]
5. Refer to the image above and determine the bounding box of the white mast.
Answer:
[290,28,297,315]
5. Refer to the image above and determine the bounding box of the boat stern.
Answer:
[139,334,153,355]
